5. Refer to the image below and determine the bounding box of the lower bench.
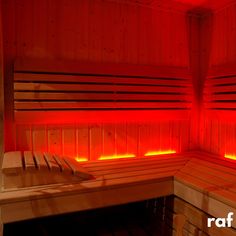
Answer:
[1,151,236,236]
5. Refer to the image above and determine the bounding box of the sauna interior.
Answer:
[1,0,236,235]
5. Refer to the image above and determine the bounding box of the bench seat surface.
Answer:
[1,151,236,229]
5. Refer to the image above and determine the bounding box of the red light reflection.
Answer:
[144,150,176,156]
[225,154,236,161]
[99,154,135,160]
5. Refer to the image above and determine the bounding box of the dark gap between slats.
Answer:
[209,75,236,79]
[14,107,190,111]
[213,83,236,86]
[209,108,236,110]
[20,151,26,170]
[212,100,236,102]
[14,81,188,87]
[14,71,188,80]
[14,91,187,95]
[14,100,189,102]
[214,91,236,94]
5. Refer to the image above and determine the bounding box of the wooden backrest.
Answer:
[205,66,236,110]
[13,59,192,123]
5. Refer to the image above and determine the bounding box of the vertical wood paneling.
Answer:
[200,115,236,157]
[32,126,47,152]
[138,124,150,156]
[3,0,16,152]
[16,125,32,151]
[115,123,127,154]
[15,120,190,160]
[62,125,76,157]
[47,126,62,154]
[90,125,102,161]
[32,0,48,58]
[76,0,89,61]
[4,0,189,67]
[7,0,192,159]
[126,123,139,155]
[76,124,89,160]
[170,122,177,151]
[102,124,116,156]
[202,4,236,157]
[210,3,236,66]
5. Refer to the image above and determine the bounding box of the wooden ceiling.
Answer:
[106,0,236,12]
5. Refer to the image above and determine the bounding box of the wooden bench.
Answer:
[1,151,236,236]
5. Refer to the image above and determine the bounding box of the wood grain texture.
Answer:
[2,151,236,233]
[202,4,236,155]
[13,62,192,112]
[2,151,22,174]
[1,0,194,153]
[12,59,192,160]
[167,196,236,236]
[210,3,236,67]
[4,0,189,67]
[15,121,191,161]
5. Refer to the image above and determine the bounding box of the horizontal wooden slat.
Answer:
[33,152,49,171]
[53,155,72,174]
[205,93,236,101]
[23,151,36,171]
[14,92,191,101]
[83,158,188,174]
[206,76,236,86]
[82,157,188,175]
[205,102,236,109]
[13,61,192,114]
[208,65,236,78]
[14,73,191,86]
[14,59,191,79]
[205,84,236,93]
[43,153,60,172]
[14,101,191,110]
[3,150,236,229]
[14,82,190,93]
[63,158,94,179]
[170,197,236,236]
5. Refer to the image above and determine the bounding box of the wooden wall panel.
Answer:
[2,0,193,157]
[15,120,191,161]
[32,126,47,153]
[62,125,76,157]
[210,3,236,67]
[3,0,189,67]
[200,117,236,157]
[202,3,236,157]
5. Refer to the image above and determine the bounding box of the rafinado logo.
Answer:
[207,212,234,228]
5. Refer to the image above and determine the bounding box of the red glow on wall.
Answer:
[99,154,135,161]
[225,154,236,161]
[174,0,206,5]
[144,150,177,156]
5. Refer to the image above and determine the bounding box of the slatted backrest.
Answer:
[13,60,192,122]
[2,151,93,179]
[205,66,236,110]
